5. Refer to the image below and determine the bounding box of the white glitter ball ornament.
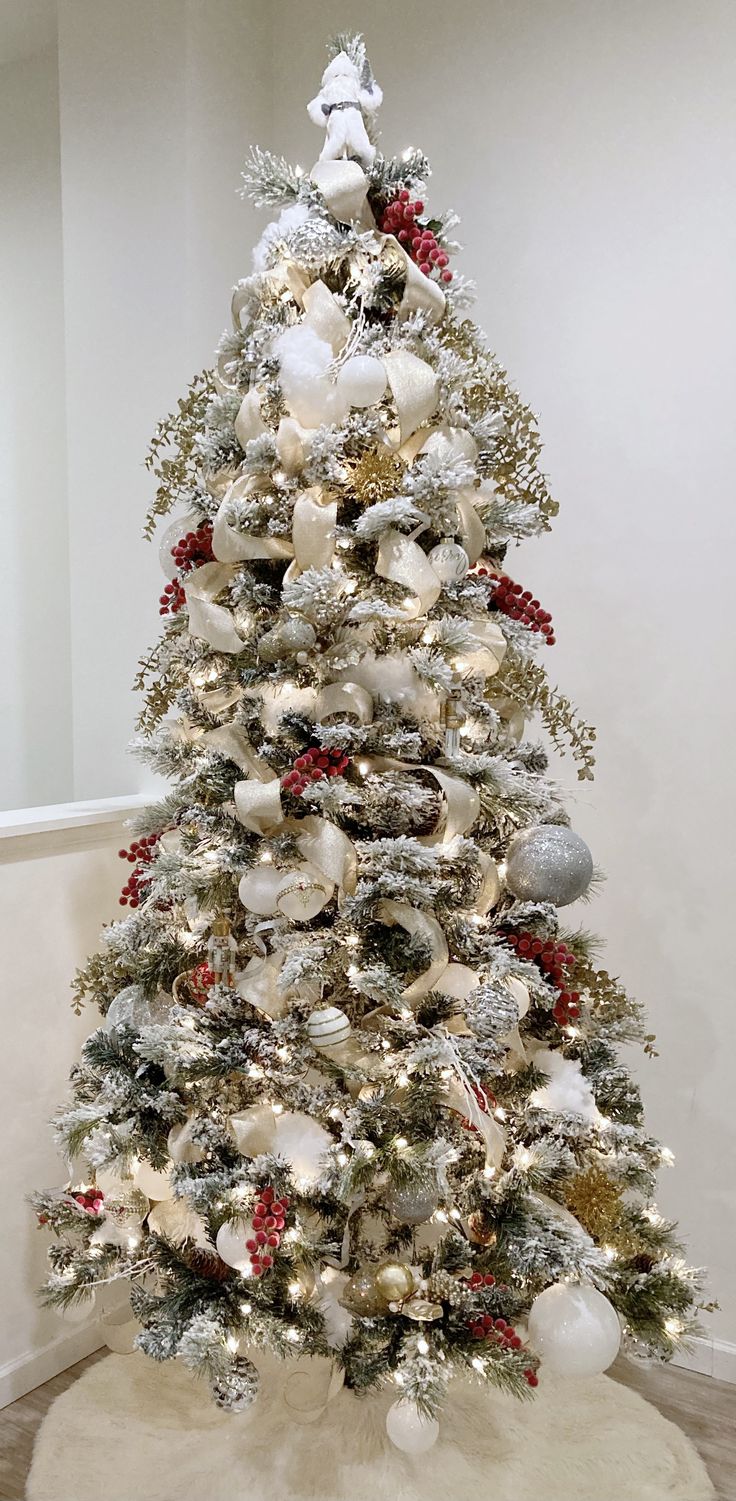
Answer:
[528,1282,621,1377]
[306,1005,352,1050]
[385,1398,439,1454]
[505,824,593,907]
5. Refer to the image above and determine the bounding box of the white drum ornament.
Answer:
[336,355,387,408]
[528,1282,621,1378]
[428,540,469,583]
[306,1006,351,1051]
[385,1398,439,1454]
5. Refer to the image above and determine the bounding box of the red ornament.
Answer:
[246,1187,290,1277]
[472,564,555,645]
[377,191,453,285]
[159,523,214,616]
[189,962,217,1006]
[503,931,581,1026]
[118,834,162,908]
[281,746,350,797]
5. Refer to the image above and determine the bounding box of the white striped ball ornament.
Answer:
[306,1005,352,1051]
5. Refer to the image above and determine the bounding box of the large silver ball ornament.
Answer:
[386,1180,439,1226]
[505,825,593,907]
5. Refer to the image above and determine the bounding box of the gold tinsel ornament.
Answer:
[350,448,405,506]
[563,1165,648,1258]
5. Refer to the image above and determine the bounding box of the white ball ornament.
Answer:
[528,1283,621,1378]
[306,1005,351,1051]
[336,355,387,408]
[427,540,469,583]
[215,1219,251,1271]
[385,1399,439,1454]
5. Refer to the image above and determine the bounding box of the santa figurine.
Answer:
[307,50,382,169]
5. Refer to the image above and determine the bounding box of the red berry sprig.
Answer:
[118,834,162,908]
[244,1186,290,1277]
[377,188,453,284]
[281,747,350,797]
[468,1312,524,1352]
[159,523,214,616]
[504,931,581,1026]
[464,1275,539,1383]
[71,1188,105,1215]
[473,564,555,645]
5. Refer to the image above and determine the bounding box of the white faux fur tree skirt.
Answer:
[27,1351,715,1501]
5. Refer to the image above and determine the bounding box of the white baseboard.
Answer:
[0,1323,105,1409]
[673,1334,736,1383]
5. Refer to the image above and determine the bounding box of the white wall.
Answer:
[57,0,272,801]
[0,813,137,1403]
[0,45,72,810]
[270,0,736,1357]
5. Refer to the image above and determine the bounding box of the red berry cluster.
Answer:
[467,1271,497,1291]
[464,1275,538,1384]
[473,565,555,645]
[244,1186,290,1277]
[71,1187,105,1215]
[504,931,581,1026]
[118,834,161,908]
[377,189,453,283]
[468,1312,524,1352]
[159,523,214,616]
[281,747,350,797]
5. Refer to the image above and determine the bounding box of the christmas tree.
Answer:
[35,35,702,1452]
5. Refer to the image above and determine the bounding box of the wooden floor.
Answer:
[0,1350,733,1500]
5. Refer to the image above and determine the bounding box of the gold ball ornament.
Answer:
[374,1260,416,1305]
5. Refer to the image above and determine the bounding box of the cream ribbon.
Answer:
[375,528,442,619]
[365,756,479,845]
[383,350,439,447]
[212,476,294,564]
[375,899,449,1004]
[462,619,507,676]
[201,724,274,779]
[184,562,247,654]
[375,234,446,326]
[234,389,265,451]
[315,681,374,725]
[235,767,357,918]
[439,1034,507,1170]
[310,159,370,224]
[284,488,338,581]
[302,279,351,353]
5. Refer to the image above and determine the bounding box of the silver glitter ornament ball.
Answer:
[211,1355,260,1413]
[505,825,593,907]
[386,1180,439,1225]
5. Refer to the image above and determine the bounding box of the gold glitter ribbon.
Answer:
[375,898,449,1003]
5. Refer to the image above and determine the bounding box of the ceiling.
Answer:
[0,0,57,68]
